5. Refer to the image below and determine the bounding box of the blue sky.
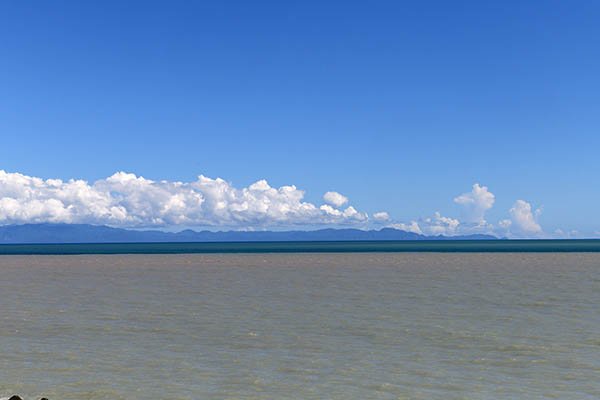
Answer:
[1,1,599,236]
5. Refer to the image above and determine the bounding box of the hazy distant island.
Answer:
[0,223,497,244]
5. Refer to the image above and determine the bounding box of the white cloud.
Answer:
[373,211,390,221]
[319,204,342,217]
[421,212,460,236]
[0,173,563,238]
[553,229,581,239]
[342,206,363,219]
[506,200,542,236]
[384,184,551,239]
[323,191,348,207]
[318,204,367,221]
[0,170,369,228]
[389,221,422,235]
[382,183,556,239]
[499,219,512,229]
[454,183,495,224]
[390,212,460,236]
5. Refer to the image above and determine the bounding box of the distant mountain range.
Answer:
[0,223,497,244]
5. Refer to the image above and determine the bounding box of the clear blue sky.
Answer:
[1,1,599,234]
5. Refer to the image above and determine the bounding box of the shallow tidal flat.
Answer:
[1,253,599,399]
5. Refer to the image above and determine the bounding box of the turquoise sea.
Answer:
[1,239,600,254]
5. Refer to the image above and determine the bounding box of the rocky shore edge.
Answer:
[1,396,48,400]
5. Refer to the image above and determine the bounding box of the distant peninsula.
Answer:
[0,223,496,244]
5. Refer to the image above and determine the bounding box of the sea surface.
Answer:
[1,252,599,399]
[2,239,600,254]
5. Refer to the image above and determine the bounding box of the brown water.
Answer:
[1,253,599,399]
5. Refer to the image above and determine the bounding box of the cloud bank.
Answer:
[386,185,550,238]
[0,170,367,229]
[0,170,574,237]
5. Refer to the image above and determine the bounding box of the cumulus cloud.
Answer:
[383,183,495,237]
[389,212,463,236]
[385,183,548,238]
[389,221,422,235]
[0,170,369,228]
[1,173,561,237]
[389,212,461,236]
[373,211,390,221]
[420,212,460,236]
[553,229,581,239]
[499,200,545,238]
[506,199,543,236]
[319,204,368,221]
[498,219,512,229]
[323,191,349,207]
[454,183,495,224]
